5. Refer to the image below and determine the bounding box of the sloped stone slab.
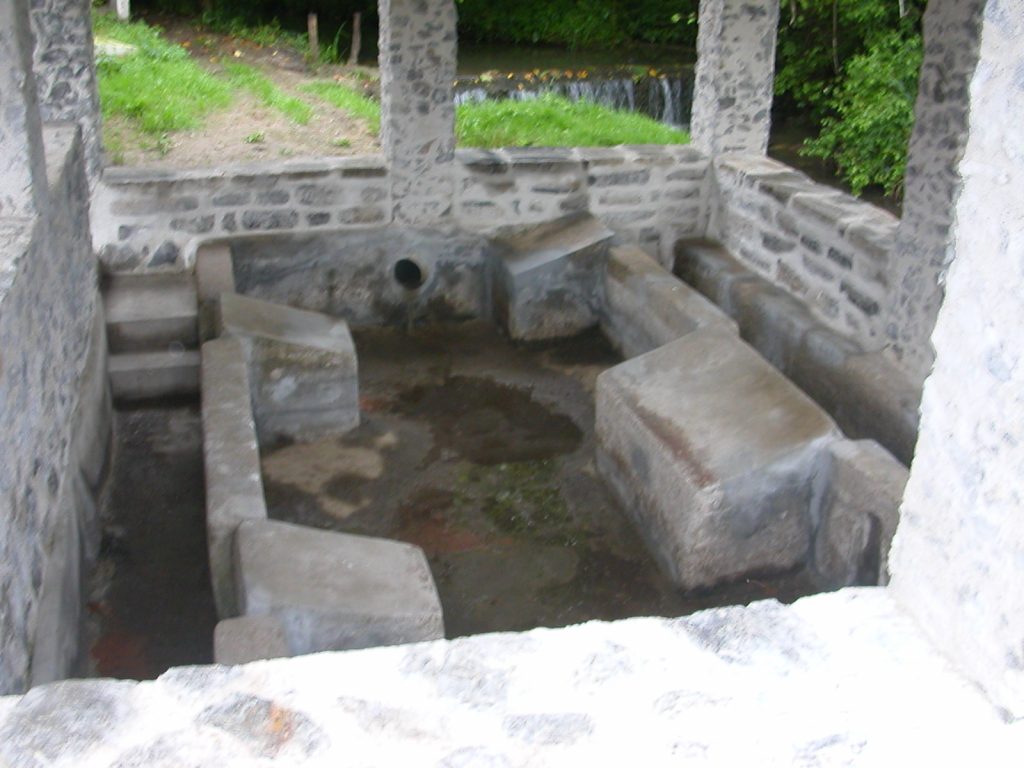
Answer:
[596,328,840,589]
[219,292,359,443]
[493,213,613,340]
[234,519,444,655]
[214,616,290,665]
[601,244,737,358]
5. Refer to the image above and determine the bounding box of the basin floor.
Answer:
[262,322,817,638]
[88,404,218,679]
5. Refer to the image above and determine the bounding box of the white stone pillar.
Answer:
[691,0,779,156]
[378,0,457,226]
[30,0,105,185]
[883,0,986,382]
[889,0,1024,719]
[0,0,48,217]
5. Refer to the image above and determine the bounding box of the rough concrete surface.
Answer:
[0,589,1020,766]
[214,617,289,666]
[233,519,444,654]
[597,328,839,589]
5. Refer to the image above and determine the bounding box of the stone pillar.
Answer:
[0,0,48,217]
[30,0,105,185]
[690,0,779,156]
[883,0,986,382]
[378,0,457,226]
[889,0,1024,719]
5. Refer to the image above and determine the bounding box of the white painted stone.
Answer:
[233,519,444,655]
[890,1,1024,719]
[0,590,1020,765]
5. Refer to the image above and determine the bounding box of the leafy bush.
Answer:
[800,29,921,196]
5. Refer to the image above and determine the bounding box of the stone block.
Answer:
[108,349,200,402]
[201,337,268,618]
[493,213,613,340]
[601,244,736,358]
[219,292,359,443]
[596,329,840,589]
[103,272,198,355]
[214,616,290,665]
[674,239,756,314]
[233,520,444,654]
[812,439,908,589]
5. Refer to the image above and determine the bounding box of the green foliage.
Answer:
[301,81,381,133]
[801,29,921,196]
[455,0,698,49]
[223,61,313,124]
[93,13,232,133]
[456,94,688,148]
[199,12,309,51]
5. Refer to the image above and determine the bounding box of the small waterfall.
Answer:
[454,68,693,128]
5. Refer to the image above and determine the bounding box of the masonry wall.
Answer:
[0,126,109,693]
[94,146,711,272]
[890,0,1024,719]
[708,154,899,351]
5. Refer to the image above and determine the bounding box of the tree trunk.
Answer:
[308,13,319,63]
[348,12,362,67]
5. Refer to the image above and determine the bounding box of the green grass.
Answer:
[93,14,232,134]
[457,94,689,148]
[199,13,308,52]
[302,81,382,134]
[223,62,313,125]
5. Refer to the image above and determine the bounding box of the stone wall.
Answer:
[29,0,103,185]
[0,125,109,694]
[707,154,899,350]
[884,0,986,381]
[93,147,712,272]
[691,0,779,156]
[890,0,1024,719]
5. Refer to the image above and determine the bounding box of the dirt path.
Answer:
[108,14,381,169]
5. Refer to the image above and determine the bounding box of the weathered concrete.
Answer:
[0,125,106,693]
[104,272,198,354]
[676,239,920,464]
[691,0,779,155]
[811,440,908,590]
[890,2,1024,719]
[108,349,201,401]
[214,616,289,666]
[885,0,986,380]
[596,328,840,590]
[233,519,444,654]
[219,292,359,443]
[1,590,1020,764]
[600,244,736,358]
[29,0,103,184]
[493,214,612,340]
[378,0,457,225]
[200,337,267,619]
[230,227,490,327]
[0,0,48,216]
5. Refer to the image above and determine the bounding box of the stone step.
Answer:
[601,244,737,358]
[108,349,200,402]
[493,213,614,340]
[596,327,840,590]
[233,519,444,655]
[103,272,198,354]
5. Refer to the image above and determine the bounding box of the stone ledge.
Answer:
[0,589,1018,765]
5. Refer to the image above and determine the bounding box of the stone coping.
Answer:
[0,589,1018,765]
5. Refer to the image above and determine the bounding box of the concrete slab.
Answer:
[108,349,200,402]
[214,616,290,665]
[219,292,359,443]
[200,337,267,618]
[493,213,613,340]
[812,439,908,588]
[104,272,198,354]
[596,328,840,589]
[601,244,736,358]
[233,519,444,654]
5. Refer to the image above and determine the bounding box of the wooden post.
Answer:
[307,13,319,62]
[348,11,362,66]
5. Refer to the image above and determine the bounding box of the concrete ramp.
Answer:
[597,328,840,589]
